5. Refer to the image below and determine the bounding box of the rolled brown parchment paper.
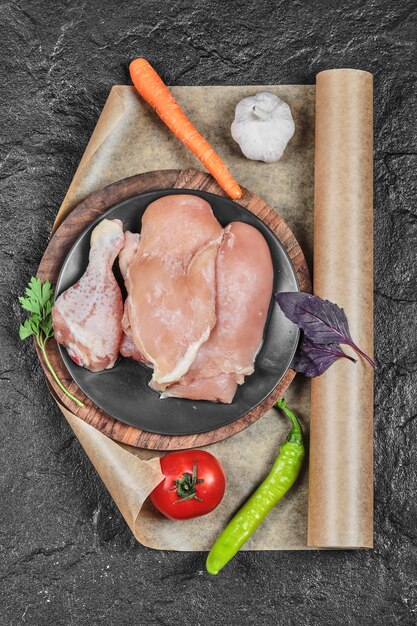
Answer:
[308,70,374,548]
[41,76,373,551]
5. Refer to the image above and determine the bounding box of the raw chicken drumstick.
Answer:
[53,219,125,372]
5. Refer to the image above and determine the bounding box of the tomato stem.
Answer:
[170,460,204,504]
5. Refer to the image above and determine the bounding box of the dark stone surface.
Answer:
[1,0,416,624]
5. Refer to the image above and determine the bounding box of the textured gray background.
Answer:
[1,1,416,624]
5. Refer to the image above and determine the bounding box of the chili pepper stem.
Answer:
[276,399,303,444]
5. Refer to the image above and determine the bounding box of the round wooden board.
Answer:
[37,169,311,450]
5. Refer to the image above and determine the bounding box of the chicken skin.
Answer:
[53,219,124,372]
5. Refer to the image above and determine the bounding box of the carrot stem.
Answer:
[129,58,242,200]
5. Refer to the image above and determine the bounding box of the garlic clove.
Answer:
[231,92,295,163]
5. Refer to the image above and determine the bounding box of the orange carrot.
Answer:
[129,58,242,200]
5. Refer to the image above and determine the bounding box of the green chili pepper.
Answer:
[206,398,305,575]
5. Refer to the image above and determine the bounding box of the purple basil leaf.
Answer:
[291,336,357,377]
[275,292,375,368]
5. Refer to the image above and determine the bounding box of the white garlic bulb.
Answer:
[231,92,295,163]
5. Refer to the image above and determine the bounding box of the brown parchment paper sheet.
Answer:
[308,70,374,548]
[47,75,372,550]
[52,84,314,551]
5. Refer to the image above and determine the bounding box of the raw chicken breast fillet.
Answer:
[118,230,140,279]
[118,231,149,364]
[155,221,274,403]
[125,195,223,385]
[52,219,124,372]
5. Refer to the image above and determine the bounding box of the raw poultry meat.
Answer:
[118,230,140,278]
[53,195,274,405]
[158,373,240,404]
[118,231,148,364]
[53,219,124,372]
[125,194,223,386]
[119,331,147,363]
[154,222,274,403]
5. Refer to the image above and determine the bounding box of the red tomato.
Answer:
[149,450,226,520]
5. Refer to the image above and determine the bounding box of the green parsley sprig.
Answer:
[19,277,84,407]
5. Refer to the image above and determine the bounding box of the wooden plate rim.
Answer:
[36,169,311,450]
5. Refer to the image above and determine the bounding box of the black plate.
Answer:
[56,189,299,435]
